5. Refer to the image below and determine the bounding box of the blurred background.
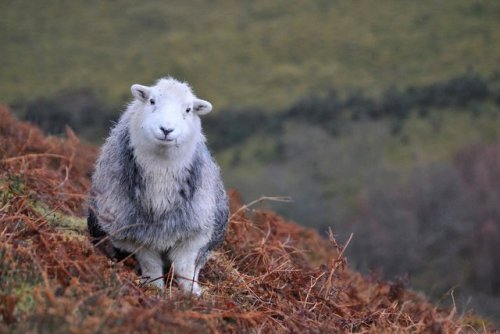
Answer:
[1,0,499,323]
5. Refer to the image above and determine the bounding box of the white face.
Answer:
[140,88,196,146]
[130,81,212,148]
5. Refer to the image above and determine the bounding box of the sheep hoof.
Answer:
[139,277,165,291]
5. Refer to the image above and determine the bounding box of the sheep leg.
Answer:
[135,248,164,289]
[169,236,208,296]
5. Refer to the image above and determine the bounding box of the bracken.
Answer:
[0,106,494,333]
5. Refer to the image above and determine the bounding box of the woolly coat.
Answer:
[88,109,228,266]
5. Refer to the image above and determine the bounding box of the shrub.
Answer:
[10,89,116,142]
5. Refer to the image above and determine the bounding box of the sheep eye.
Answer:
[149,99,155,105]
[186,107,191,113]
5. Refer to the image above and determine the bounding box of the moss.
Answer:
[0,246,41,323]
[0,175,26,208]
[0,174,86,243]
[31,201,87,240]
[13,284,37,314]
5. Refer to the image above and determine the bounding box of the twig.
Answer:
[1,153,69,163]
[323,231,353,299]
[303,271,327,308]
[229,195,292,221]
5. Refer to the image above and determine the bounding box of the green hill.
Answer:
[1,0,500,109]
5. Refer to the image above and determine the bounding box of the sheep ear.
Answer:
[193,99,212,115]
[131,84,151,102]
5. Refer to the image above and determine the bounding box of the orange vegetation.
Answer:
[0,106,493,333]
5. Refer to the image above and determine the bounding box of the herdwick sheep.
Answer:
[87,77,228,296]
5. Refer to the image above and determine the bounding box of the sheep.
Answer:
[87,77,228,296]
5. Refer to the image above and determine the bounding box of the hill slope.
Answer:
[1,1,500,109]
[0,106,493,332]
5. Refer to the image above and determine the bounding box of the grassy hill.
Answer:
[1,0,500,110]
[0,105,494,334]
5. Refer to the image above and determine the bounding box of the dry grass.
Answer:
[0,106,494,333]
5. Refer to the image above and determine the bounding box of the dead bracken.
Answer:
[0,106,494,333]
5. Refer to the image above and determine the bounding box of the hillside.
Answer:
[2,1,500,110]
[0,107,495,332]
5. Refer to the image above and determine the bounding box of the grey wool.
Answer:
[88,77,228,295]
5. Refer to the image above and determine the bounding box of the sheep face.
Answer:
[130,79,212,150]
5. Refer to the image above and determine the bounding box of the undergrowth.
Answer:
[0,105,494,333]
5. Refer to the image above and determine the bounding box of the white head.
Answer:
[128,78,212,155]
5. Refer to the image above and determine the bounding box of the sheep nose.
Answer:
[159,126,174,136]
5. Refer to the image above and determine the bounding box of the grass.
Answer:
[1,1,499,110]
[384,104,500,166]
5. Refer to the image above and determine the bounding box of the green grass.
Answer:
[1,1,499,110]
[385,104,500,166]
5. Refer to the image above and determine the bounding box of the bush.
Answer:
[8,73,495,150]
[455,142,500,295]
[342,141,500,320]
[348,163,474,294]
[11,89,116,142]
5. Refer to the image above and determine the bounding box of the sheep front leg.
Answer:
[136,248,164,289]
[169,236,208,296]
